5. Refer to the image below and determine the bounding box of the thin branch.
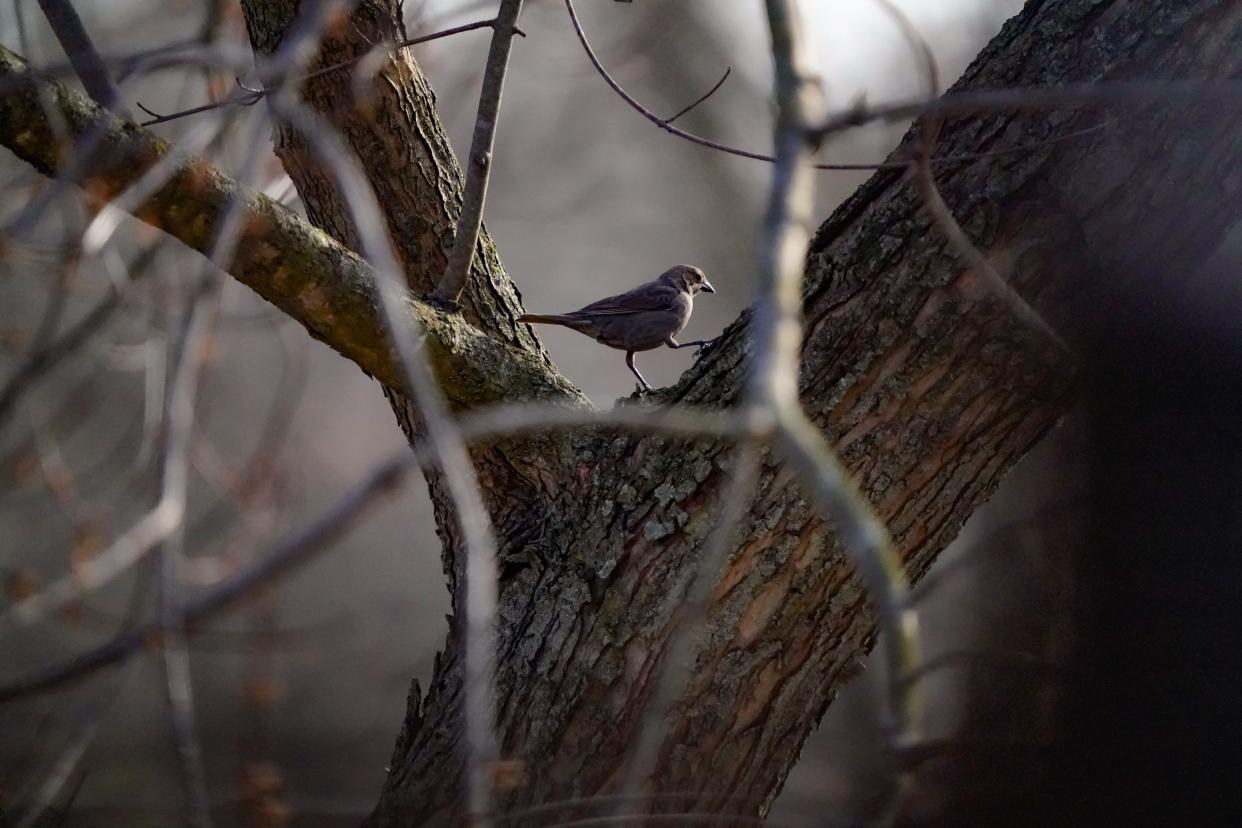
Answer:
[1,497,181,629]
[897,648,1063,689]
[13,667,132,828]
[0,43,583,408]
[158,280,220,828]
[0,287,117,429]
[432,0,526,308]
[912,118,1074,355]
[754,0,921,769]
[153,133,262,827]
[0,456,413,705]
[564,0,844,171]
[929,119,1110,166]
[35,0,122,111]
[0,244,160,432]
[877,0,1072,356]
[563,0,935,174]
[811,79,1233,138]
[135,17,522,127]
[774,416,921,742]
[662,65,731,125]
[263,91,503,827]
[454,400,740,442]
[0,397,747,704]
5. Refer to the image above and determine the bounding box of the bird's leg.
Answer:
[666,336,719,355]
[626,351,655,393]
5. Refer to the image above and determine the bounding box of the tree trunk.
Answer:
[230,0,1242,824]
[4,0,1238,824]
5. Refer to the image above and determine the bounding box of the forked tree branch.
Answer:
[0,44,584,413]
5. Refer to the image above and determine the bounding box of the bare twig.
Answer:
[0,287,115,428]
[136,17,521,127]
[156,246,223,828]
[150,109,269,828]
[0,397,744,703]
[432,0,526,308]
[563,0,866,172]
[875,0,1071,356]
[0,244,159,431]
[564,0,1000,175]
[912,120,1073,354]
[1,497,180,629]
[753,0,921,774]
[662,65,731,125]
[13,666,133,828]
[0,456,413,705]
[896,648,1063,689]
[264,90,502,826]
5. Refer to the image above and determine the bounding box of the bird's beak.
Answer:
[701,279,716,294]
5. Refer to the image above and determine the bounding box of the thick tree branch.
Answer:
[0,44,584,411]
[370,1,1242,823]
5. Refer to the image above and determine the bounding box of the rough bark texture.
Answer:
[237,0,589,614]
[5,0,1242,824]
[239,0,540,347]
[361,0,1242,824]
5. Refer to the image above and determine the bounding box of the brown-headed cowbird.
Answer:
[518,264,717,392]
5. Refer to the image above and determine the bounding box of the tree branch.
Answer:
[35,0,122,112]
[135,17,522,128]
[0,44,584,411]
[433,0,526,308]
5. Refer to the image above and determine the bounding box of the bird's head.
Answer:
[660,264,716,295]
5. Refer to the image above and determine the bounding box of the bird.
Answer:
[518,264,717,393]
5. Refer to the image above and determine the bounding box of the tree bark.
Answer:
[4,0,1242,824]
[363,0,1242,824]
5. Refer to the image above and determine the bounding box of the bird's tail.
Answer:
[518,313,575,327]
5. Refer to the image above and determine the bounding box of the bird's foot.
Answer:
[694,336,721,357]
[617,383,656,407]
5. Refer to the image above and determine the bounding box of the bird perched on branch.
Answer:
[519,264,717,393]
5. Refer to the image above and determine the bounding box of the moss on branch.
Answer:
[0,44,583,410]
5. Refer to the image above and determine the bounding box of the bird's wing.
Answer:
[571,284,678,317]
